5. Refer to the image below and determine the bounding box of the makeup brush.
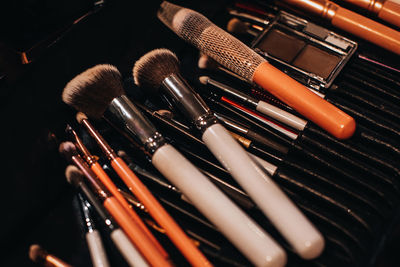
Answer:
[341,0,400,28]
[29,244,73,267]
[277,0,400,55]
[226,17,259,37]
[133,48,325,260]
[157,1,355,140]
[66,124,168,259]
[199,75,307,131]
[67,169,149,267]
[76,193,110,267]
[62,64,285,267]
[60,143,171,267]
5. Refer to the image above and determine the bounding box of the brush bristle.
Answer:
[59,141,78,160]
[65,165,83,186]
[29,244,47,263]
[133,48,180,93]
[226,18,248,34]
[62,64,124,119]
[76,112,89,124]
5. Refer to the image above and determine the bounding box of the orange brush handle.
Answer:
[111,157,212,267]
[252,62,356,139]
[46,255,73,267]
[90,162,169,258]
[332,7,400,55]
[104,196,172,267]
[379,1,400,28]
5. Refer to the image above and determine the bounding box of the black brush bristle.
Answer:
[62,64,124,119]
[132,48,180,94]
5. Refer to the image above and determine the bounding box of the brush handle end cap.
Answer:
[334,115,356,139]
[296,232,325,259]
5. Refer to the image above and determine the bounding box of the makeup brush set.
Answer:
[17,0,400,266]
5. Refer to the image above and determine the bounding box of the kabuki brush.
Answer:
[59,142,170,266]
[29,244,73,267]
[74,192,149,267]
[157,1,355,140]
[133,48,324,260]
[61,64,285,267]
[65,123,168,259]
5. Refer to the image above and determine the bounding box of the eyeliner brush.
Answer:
[59,143,171,267]
[71,179,149,267]
[66,123,168,259]
[76,193,110,267]
[199,75,307,131]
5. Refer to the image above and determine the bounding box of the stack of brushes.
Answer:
[32,1,400,267]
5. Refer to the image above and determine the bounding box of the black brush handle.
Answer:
[326,94,400,139]
[302,123,400,179]
[280,143,394,218]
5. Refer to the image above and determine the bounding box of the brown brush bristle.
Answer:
[59,141,78,160]
[62,64,124,119]
[29,244,47,263]
[226,18,248,34]
[132,48,180,93]
[65,165,83,186]
[76,112,89,124]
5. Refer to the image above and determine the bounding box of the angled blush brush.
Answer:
[62,64,286,267]
[65,124,168,259]
[59,143,171,267]
[157,1,356,139]
[133,48,325,260]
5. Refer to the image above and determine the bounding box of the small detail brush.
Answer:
[29,244,73,267]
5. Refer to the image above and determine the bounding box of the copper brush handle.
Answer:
[281,0,400,54]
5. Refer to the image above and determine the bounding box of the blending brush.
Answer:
[29,244,73,267]
[59,143,171,267]
[76,193,110,267]
[61,64,286,267]
[157,1,355,139]
[133,48,325,260]
[68,170,149,267]
[66,124,168,259]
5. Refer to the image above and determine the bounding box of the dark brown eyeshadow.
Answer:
[293,45,341,79]
[256,29,306,63]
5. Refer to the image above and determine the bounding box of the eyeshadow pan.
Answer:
[293,45,341,79]
[257,29,306,63]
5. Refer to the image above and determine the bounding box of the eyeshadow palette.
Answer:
[251,11,357,92]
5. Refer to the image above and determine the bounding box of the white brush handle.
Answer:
[110,229,149,267]
[85,230,110,267]
[202,123,325,259]
[152,144,286,267]
[256,101,307,131]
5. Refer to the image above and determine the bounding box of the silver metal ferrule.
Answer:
[107,95,166,152]
[143,132,167,155]
[162,74,217,133]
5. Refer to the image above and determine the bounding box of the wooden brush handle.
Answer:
[202,123,325,259]
[103,197,172,267]
[91,162,168,258]
[111,157,212,267]
[110,229,149,267]
[379,0,400,28]
[152,143,286,267]
[253,62,356,139]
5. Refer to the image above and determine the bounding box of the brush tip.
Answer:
[65,165,83,185]
[59,141,78,159]
[76,112,88,124]
[197,54,218,70]
[226,18,248,34]
[132,48,180,93]
[62,64,124,119]
[29,244,46,263]
[198,76,209,85]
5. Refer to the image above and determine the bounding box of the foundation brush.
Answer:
[133,48,325,260]
[61,64,286,267]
